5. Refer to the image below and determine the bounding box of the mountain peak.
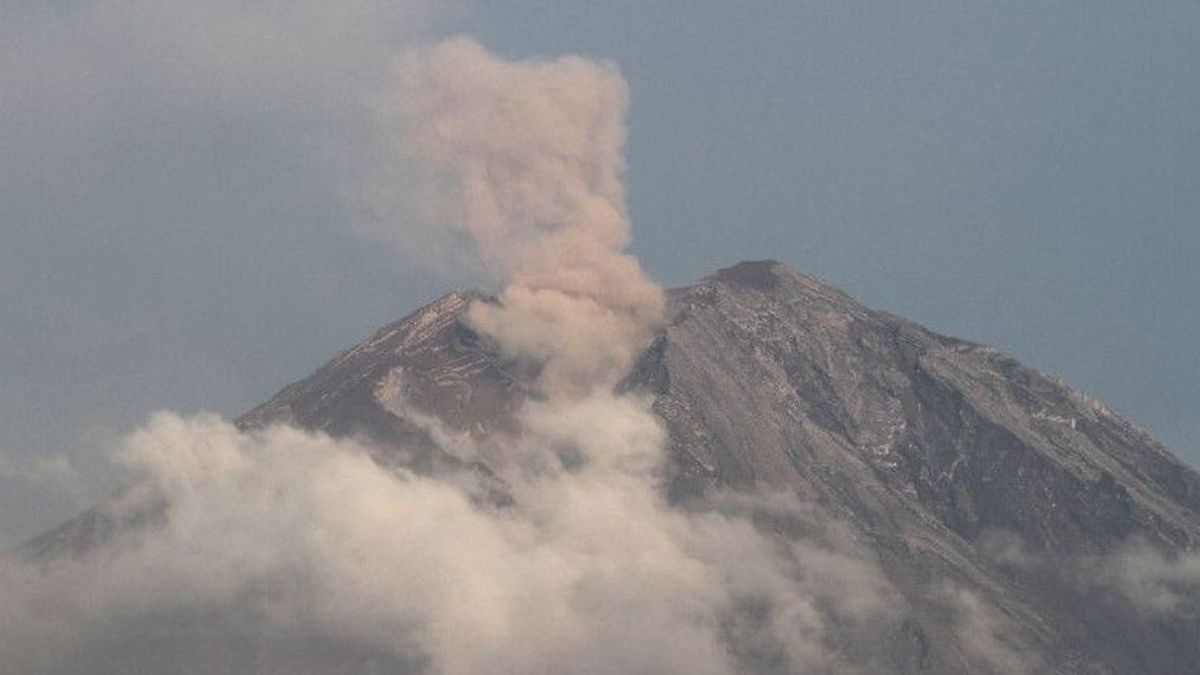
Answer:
[712,259,787,290]
[684,259,867,314]
[27,261,1200,673]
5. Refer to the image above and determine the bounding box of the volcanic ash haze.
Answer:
[0,38,892,674]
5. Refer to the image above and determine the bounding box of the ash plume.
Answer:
[0,37,896,674]
[387,37,665,397]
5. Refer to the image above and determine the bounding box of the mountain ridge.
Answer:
[22,259,1200,674]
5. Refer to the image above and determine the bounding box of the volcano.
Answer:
[26,260,1200,674]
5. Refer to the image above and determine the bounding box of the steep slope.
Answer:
[635,261,1200,673]
[23,261,1200,673]
[234,260,1200,673]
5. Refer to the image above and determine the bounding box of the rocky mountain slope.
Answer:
[27,260,1200,673]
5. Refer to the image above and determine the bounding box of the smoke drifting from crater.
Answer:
[385,37,665,396]
[0,37,898,674]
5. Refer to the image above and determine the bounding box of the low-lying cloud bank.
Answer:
[980,527,1200,618]
[0,413,898,674]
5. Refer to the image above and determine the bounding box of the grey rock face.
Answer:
[27,261,1200,673]
[633,261,1200,673]
[236,290,525,488]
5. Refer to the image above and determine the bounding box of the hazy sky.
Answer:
[2,1,1197,545]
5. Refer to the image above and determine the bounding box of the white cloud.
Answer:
[1085,540,1200,615]
[0,412,899,673]
[979,529,1042,570]
[945,585,1040,674]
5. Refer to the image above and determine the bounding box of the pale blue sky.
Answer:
[2,1,1197,543]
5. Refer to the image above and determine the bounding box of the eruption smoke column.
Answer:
[0,36,896,675]
[393,37,665,397]
[382,39,756,672]
[373,39,882,673]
